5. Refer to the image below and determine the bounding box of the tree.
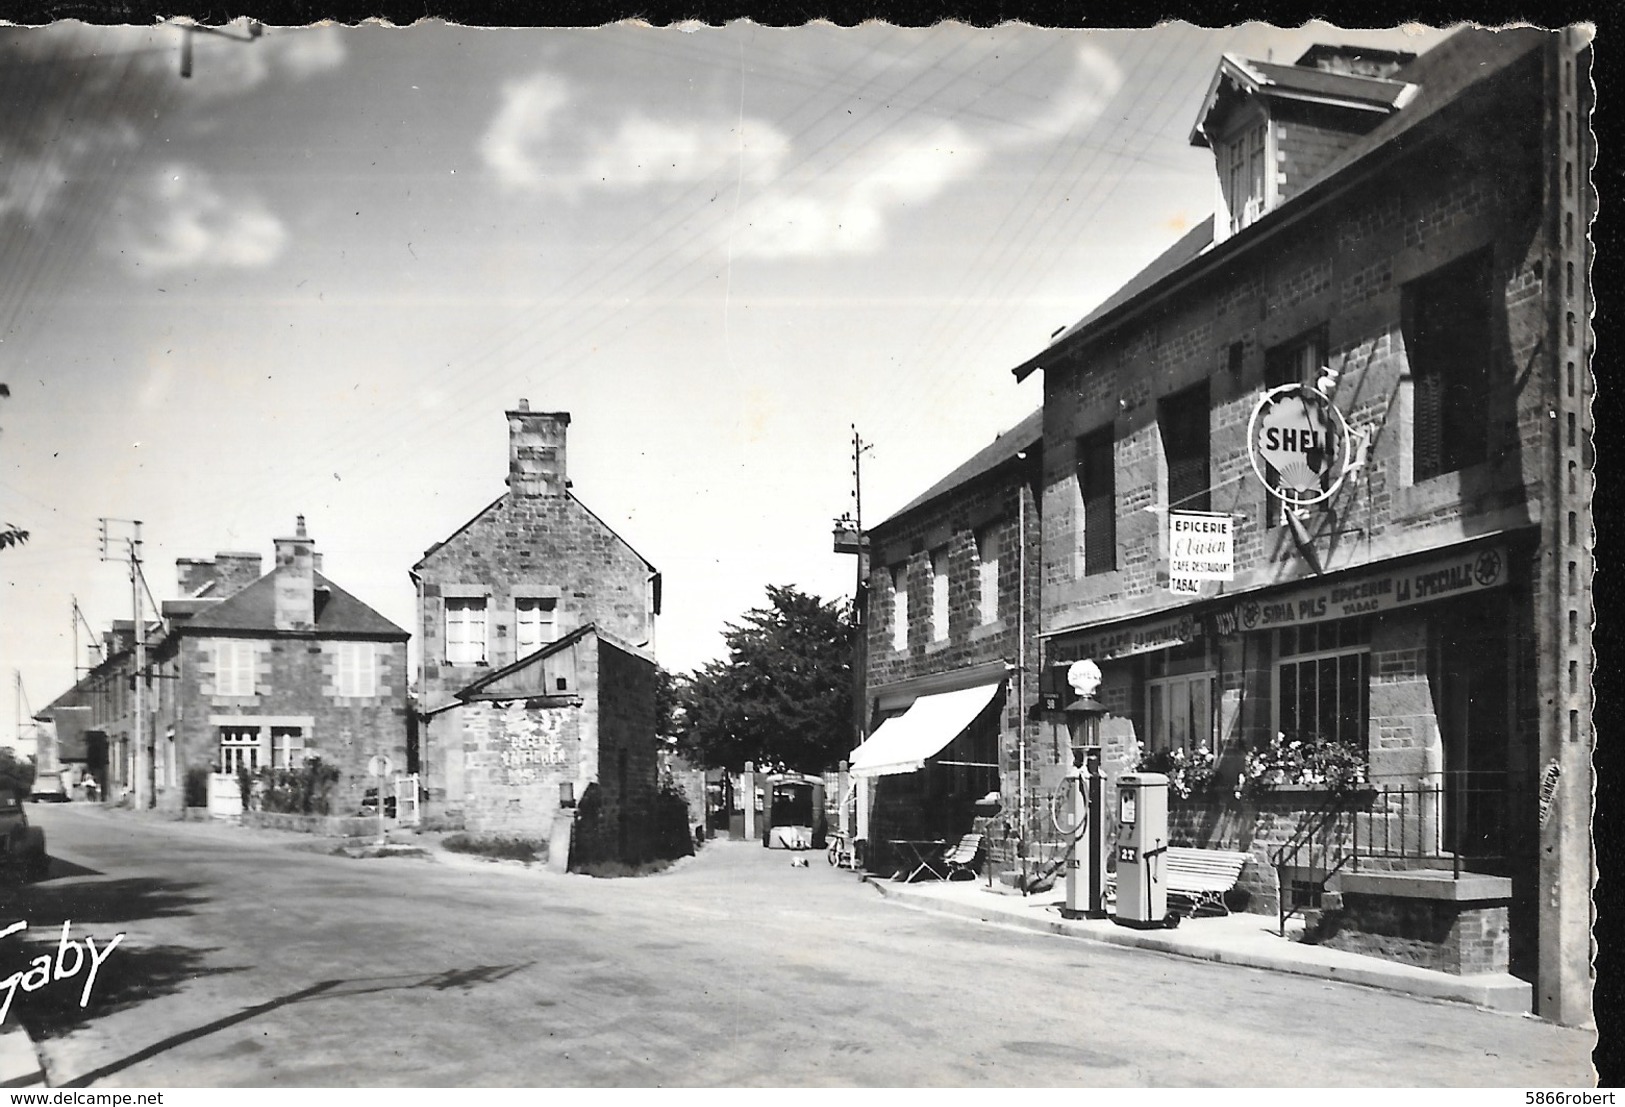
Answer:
[675,585,854,774]
[0,386,25,551]
[0,749,35,798]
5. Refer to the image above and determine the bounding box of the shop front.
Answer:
[1042,536,1538,973]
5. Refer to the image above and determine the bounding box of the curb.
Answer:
[0,1026,44,1088]
[868,877,1533,1014]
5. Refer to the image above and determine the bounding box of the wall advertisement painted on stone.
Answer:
[497,704,574,785]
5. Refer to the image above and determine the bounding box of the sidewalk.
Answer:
[867,873,1534,1015]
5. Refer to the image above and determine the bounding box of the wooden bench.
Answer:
[1106,846,1251,917]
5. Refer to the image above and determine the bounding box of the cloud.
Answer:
[177,24,348,97]
[479,73,573,190]
[113,164,287,273]
[733,124,985,258]
[1021,42,1125,141]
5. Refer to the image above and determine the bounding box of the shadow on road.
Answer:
[9,943,245,1041]
[0,877,207,928]
[57,962,535,1087]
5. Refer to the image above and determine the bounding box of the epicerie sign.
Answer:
[1169,511,1234,584]
[1230,545,1507,631]
[1246,383,1352,508]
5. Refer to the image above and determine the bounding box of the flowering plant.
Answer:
[1135,744,1219,800]
[1235,732,1368,798]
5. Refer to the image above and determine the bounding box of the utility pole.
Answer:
[831,427,873,750]
[101,518,150,809]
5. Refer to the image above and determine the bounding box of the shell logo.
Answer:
[1246,383,1352,508]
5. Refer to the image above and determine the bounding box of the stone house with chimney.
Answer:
[37,518,411,814]
[412,402,664,855]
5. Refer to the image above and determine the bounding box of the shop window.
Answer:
[335,642,377,698]
[215,641,256,697]
[1076,428,1116,575]
[219,726,260,774]
[976,526,1000,624]
[515,597,557,656]
[1146,673,1216,754]
[445,597,488,665]
[1275,617,1371,749]
[1403,251,1492,481]
[1160,384,1211,513]
[891,565,909,652]
[1263,327,1328,526]
[930,547,950,641]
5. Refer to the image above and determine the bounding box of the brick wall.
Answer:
[1040,60,1552,640]
[865,454,1041,873]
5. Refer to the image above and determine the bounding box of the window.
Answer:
[336,642,378,698]
[1160,384,1211,513]
[216,641,255,697]
[976,527,1000,624]
[891,565,909,652]
[445,597,488,665]
[1223,121,1269,233]
[515,597,557,656]
[1146,673,1216,754]
[219,726,260,774]
[930,547,950,641]
[1275,617,1371,750]
[270,726,304,769]
[1146,642,1215,754]
[1404,251,1492,480]
[1076,428,1116,575]
[1264,327,1328,526]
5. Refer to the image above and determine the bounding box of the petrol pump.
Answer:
[1060,661,1111,920]
[1114,771,1174,929]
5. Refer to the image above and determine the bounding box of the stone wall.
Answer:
[170,633,410,815]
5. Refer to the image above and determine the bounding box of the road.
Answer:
[0,804,1595,1088]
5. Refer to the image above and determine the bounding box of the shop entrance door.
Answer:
[1431,598,1509,866]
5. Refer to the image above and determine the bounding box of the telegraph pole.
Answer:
[831,427,873,748]
[101,518,150,809]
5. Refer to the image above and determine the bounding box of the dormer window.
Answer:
[1221,119,1270,234]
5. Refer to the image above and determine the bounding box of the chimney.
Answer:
[273,515,316,630]
[507,399,571,497]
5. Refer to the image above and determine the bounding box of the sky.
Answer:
[0,17,1453,742]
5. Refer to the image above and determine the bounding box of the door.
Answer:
[1431,598,1509,864]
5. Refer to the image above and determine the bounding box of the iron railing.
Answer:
[1268,771,1512,935]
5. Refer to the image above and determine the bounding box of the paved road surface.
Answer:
[0,805,1594,1087]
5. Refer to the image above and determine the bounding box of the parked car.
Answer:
[0,789,48,881]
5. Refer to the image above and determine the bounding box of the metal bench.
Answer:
[1106,846,1251,917]
[941,833,983,881]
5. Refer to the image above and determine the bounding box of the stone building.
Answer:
[1008,30,1592,1023]
[412,402,663,853]
[851,410,1042,878]
[37,519,411,815]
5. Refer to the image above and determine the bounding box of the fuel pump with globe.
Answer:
[1058,660,1111,920]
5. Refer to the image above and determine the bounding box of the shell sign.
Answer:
[1246,383,1352,508]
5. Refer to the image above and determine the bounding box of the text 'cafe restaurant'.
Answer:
[1045,537,1524,800]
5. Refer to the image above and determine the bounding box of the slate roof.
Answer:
[181,569,407,638]
[1012,27,1548,383]
[877,407,1043,528]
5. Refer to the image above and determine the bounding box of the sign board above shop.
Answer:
[1168,511,1234,594]
[1227,545,1508,633]
[1051,611,1202,664]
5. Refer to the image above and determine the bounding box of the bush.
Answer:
[184,766,210,808]
[252,758,342,815]
[442,834,548,864]
[648,770,695,862]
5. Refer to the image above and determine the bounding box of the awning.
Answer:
[847,681,1002,778]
